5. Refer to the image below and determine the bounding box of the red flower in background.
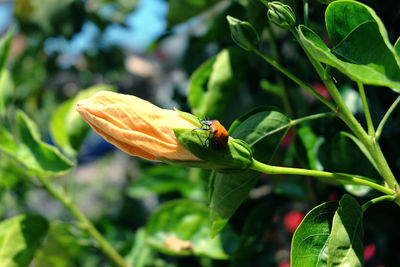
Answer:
[364,243,376,262]
[284,210,305,234]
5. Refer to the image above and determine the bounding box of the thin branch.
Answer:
[357,82,375,136]
[376,96,400,141]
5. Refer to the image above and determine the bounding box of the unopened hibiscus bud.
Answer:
[76,91,200,162]
[76,91,253,172]
[227,15,260,51]
[266,2,296,30]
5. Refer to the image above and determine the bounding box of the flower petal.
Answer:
[76,91,200,161]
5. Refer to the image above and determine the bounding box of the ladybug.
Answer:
[197,119,229,148]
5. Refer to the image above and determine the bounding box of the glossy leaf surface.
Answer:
[327,194,364,266]
[298,0,400,92]
[291,201,338,266]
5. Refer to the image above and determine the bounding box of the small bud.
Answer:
[267,2,296,30]
[226,15,260,51]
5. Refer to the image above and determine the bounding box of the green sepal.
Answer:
[171,128,253,172]
[174,108,202,128]
[226,16,260,52]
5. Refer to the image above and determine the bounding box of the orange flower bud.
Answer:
[76,91,201,162]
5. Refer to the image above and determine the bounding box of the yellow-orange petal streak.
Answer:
[76,91,200,161]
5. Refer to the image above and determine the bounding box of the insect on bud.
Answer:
[226,15,260,51]
[267,1,296,30]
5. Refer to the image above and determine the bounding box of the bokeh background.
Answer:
[1,0,400,266]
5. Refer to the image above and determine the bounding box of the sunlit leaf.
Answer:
[291,201,338,266]
[0,26,14,73]
[327,194,364,266]
[0,214,49,267]
[298,0,400,93]
[0,111,74,178]
[188,48,245,118]
[0,26,14,117]
[146,199,238,259]
[0,69,14,118]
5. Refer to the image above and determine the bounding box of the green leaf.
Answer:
[291,201,338,266]
[395,37,400,57]
[146,199,238,259]
[0,214,49,267]
[0,111,74,178]
[126,165,207,201]
[326,1,400,76]
[327,194,364,266]
[50,84,116,158]
[188,57,216,116]
[298,23,400,92]
[0,26,14,74]
[188,48,245,118]
[167,0,222,28]
[210,109,290,236]
[295,126,325,171]
[125,228,154,267]
[0,69,14,117]
[0,26,14,118]
[231,203,274,266]
[34,222,90,267]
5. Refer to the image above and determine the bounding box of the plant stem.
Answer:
[263,27,400,202]
[250,159,395,196]
[290,111,335,126]
[36,176,130,267]
[376,96,400,140]
[253,48,336,111]
[303,0,309,25]
[362,194,397,212]
[357,82,375,136]
[265,21,294,117]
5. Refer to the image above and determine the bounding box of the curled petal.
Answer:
[76,91,200,161]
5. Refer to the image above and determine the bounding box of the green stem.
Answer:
[290,111,335,126]
[362,194,397,212]
[357,82,375,136]
[321,69,399,195]
[376,96,400,140]
[265,21,294,117]
[250,159,395,196]
[292,26,399,194]
[36,176,130,267]
[254,48,336,111]
[303,0,309,25]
